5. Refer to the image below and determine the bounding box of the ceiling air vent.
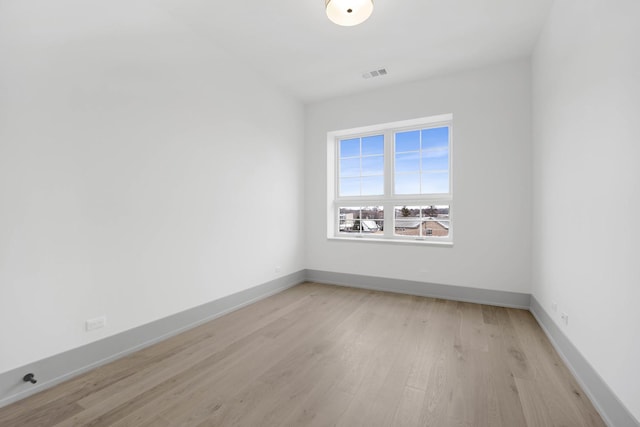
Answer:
[362,68,388,79]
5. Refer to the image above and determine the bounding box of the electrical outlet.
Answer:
[86,316,106,332]
[275,266,281,273]
[560,312,569,326]
[551,301,558,312]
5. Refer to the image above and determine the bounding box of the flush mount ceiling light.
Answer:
[325,0,373,26]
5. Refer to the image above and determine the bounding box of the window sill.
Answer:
[328,236,453,247]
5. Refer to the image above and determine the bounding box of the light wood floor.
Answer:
[0,283,605,427]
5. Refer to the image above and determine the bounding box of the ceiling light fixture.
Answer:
[325,0,373,26]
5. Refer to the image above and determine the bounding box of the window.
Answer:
[327,114,453,244]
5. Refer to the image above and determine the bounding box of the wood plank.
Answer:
[508,309,606,427]
[391,386,425,427]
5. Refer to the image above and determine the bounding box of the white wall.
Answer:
[305,59,532,293]
[532,0,640,421]
[0,0,305,374]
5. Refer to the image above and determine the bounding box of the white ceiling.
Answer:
[1,0,554,103]
[158,0,554,102]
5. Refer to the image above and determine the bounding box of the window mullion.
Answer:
[383,129,394,237]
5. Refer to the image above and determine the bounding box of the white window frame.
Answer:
[327,114,453,245]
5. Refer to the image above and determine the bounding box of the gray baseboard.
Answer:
[0,270,306,409]
[305,269,531,309]
[530,297,639,427]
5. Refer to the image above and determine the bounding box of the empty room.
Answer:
[1,0,638,426]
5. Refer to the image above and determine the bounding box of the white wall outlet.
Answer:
[551,301,558,312]
[275,266,281,273]
[560,312,569,326]
[86,316,107,332]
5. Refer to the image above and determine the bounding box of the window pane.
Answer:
[395,130,420,152]
[394,205,450,237]
[339,207,359,232]
[340,157,360,177]
[361,155,384,175]
[422,204,450,237]
[339,206,383,234]
[339,177,360,196]
[422,218,449,237]
[395,152,420,173]
[394,206,421,236]
[362,135,384,155]
[395,173,420,194]
[421,127,449,151]
[422,150,449,171]
[361,175,384,195]
[421,172,449,194]
[421,127,450,194]
[422,127,449,173]
[340,138,360,158]
[359,206,384,233]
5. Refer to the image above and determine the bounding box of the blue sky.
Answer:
[339,127,449,196]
